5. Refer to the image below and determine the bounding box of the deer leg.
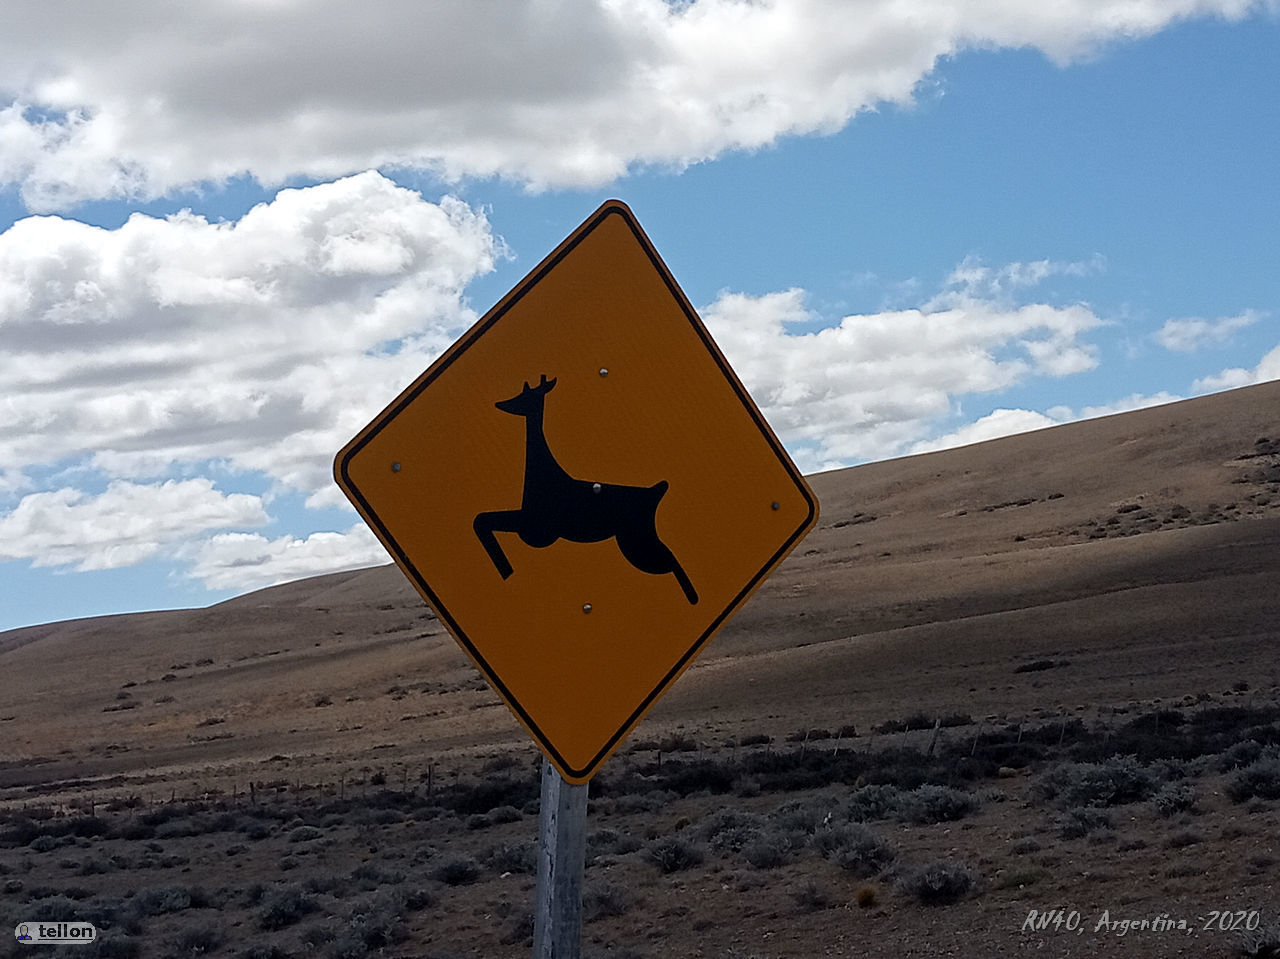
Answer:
[615,525,699,605]
[669,561,699,606]
[473,509,523,579]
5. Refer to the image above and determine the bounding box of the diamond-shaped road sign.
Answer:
[335,200,817,783]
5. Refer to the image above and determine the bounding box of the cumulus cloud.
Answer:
[1,172,497,505]
[702,286,1104,471]
[0,478,266,571]
[1155,310,1261,351]
[1067,392,1185,419]
[911,408,1062,454]
[0,0,1266,208]
[910,390,1187,455]
[185,525,388,592]
[1193,342,1280,393]
[931,255,1105,308]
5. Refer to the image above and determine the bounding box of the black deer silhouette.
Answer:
[473,374,698,604]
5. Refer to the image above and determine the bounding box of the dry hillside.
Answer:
[1,381,1279,958]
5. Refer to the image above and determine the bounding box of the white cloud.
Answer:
[0,0,1266,208]
[910,390,1187,455]
[1155,310,1261,352]
[0,172,497,504]
[186,525,389,592]
[932,255,1105,308]
[1193,342,1280,393]
[1069,391,1184,419]
[701,283,1104,470]
[911,408,1062,454]
[0,478,266,571]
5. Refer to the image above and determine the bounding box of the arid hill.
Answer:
[3,381,1280,959]
[2,379,1278,804]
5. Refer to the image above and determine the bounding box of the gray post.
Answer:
[533,758,589,959]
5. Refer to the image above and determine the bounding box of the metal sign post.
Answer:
[533,758,589,959]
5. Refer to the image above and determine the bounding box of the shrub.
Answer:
[27,894,94,922]
[1036,755,1158,807]
[488,804,523,825]
[846,784,903,822]
[786,727,832,743]
[1219,740,1266,771]
[130,885,203,916]
[433,856,482,886]
[304,872,349,896]
[644,837,704,873]
[896,860,978,905]
[173,924,222,955]
[237,817,273,841]
[259,886,318,930]
[1152,782,1197,817]
[659,733,699,752]
[741,835,789,869]
[896,785,979,824]
[78,857,117,875]
[154,817,207,839]
[819,824,896,877]
[792,879,834,912]
[771,798,830,838]
[485,841,537,875]
[1166,828,1203,848]
[1057,807,1112,839]
[350,863,405,888]
[587,829,642,858]
[404,887,433,911]
[329,891,408,958]
[582,881,631,921]
[92,934,142,958]
[1237,920,1280,958]
[1225,754,1280,803]
[288,825,324,843]
[696,810,768,852]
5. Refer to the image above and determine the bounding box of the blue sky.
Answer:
[1,1,1277,633]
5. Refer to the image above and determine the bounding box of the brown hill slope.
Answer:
[2,380,1279,803]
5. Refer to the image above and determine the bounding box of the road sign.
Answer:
[334,200,817,783]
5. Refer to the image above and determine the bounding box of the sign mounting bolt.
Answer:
[582,603,593,614]
[771,501,780,510]
[598,368,608,377]
[392,462,402,473]
[592,483,602,494]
